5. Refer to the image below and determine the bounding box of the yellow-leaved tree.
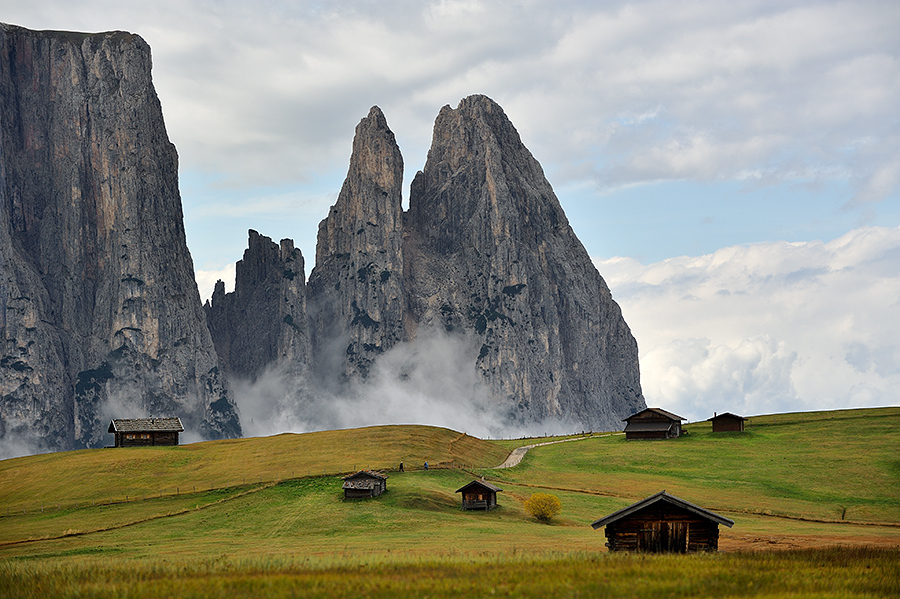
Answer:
[523,492,561,523]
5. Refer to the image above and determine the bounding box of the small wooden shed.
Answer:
[591,490,734,553]
[342,470,388,499]
[623,408,685,440]
[456,479,503,510]
[709,412,747,432]
[108,417,184,447]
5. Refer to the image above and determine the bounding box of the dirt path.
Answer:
[494,432,623,468]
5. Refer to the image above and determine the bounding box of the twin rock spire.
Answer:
[205,95,646,430]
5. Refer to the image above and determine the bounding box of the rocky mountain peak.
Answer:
[205,230,309,382]
[212,94,645,432]
[315,105,404,266]
[409,94,566,255]
[306,106,407,382]
[400,94,644,427]
[0,24,241,452]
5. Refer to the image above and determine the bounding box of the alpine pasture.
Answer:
[1,408,898,597]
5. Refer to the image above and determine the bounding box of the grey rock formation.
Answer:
[210,96,645,432]
[204,230,310,382]
[306,106,407,383]
[0,24,241,452]
[405,95,645,427]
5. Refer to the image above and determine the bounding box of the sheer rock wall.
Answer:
[0,24,241,450]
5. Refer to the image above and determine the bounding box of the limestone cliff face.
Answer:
[211,96,644,432]
[306,106,407,383]
[0,24,241,451]
[204,230,309,382]
[405,95,645,427]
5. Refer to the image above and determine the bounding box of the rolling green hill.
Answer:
[492,407,900,525]
[0,424,507,513]
[1,408,898,597]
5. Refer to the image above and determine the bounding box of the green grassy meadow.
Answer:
[1,408,898,597]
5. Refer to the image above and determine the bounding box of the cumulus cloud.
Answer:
[595,225,900,421]
[4,1,897,204]
[195,263,235,303]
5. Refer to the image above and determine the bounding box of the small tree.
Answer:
[523,492,561,523]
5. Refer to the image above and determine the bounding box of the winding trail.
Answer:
[494,432,624,468]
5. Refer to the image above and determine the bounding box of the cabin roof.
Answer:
[707,412,747,421]
[342,479,382,490]
[341,470,387,491]
[623,408,685,422]
[623,421,676,433]
[342,470,387,481]
[455,479,503,494]
[590,490,735,530]
[108,417,184,434]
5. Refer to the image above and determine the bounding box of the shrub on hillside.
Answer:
[523,492,561,522]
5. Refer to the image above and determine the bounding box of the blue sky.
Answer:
[4,0,899,428]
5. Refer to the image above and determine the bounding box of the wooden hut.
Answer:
[591,490,734,553]
[108,417,184,447]
[709,412,747,432]
[455,480,503,510]
[341,470,388,499]
[623,408,685,440]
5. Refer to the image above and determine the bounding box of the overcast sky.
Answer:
[4,0,898,426]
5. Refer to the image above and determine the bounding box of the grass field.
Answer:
[2,548,898,598]
[1,408,898,597]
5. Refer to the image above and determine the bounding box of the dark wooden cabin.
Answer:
[108,417,184,447]
[591,490,734,553]
[455,479,503,510]
[709,412,747,432]
[341,470,388,499]
[623,408,685,440]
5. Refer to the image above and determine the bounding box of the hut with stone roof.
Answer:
[341,470,388,499]
[108,417,184,447]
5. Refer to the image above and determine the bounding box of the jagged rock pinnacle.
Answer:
[306,105,407,381]
[213,95,646,430]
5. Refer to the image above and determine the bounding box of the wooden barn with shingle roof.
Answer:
[623,408,685,440]
[591,490,734,552]
[456,479,503,510]
[708,412,748,432]
[108,417,184,447]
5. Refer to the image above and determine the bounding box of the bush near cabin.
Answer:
[524,492,561,522]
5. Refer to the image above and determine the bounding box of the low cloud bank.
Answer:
[595,225,900,422]
[231,327,572,441]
